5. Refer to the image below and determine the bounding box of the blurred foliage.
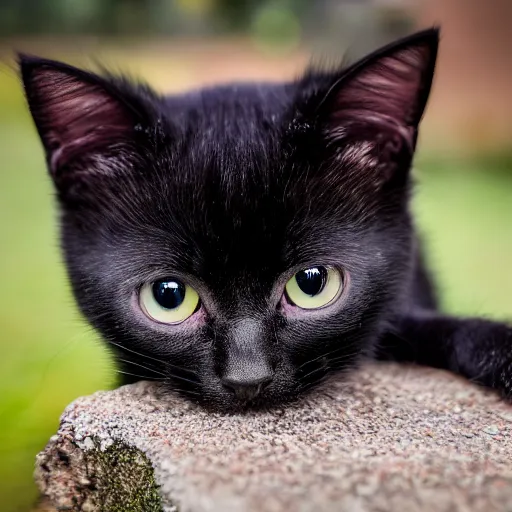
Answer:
[0,0,307,36]
[0,0,412,56]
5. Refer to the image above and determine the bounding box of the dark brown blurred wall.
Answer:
[414,0,512,155]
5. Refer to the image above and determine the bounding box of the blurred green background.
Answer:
[1,1,512,510]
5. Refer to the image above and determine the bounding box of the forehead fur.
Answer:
[75,79,402,240]
[74,83,405,294]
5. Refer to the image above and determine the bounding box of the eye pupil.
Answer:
[152,280,186,310]
[295,267,327,296]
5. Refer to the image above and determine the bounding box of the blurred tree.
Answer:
[212,0,260,30]
[0,0,307,36]
[300,0,413,62]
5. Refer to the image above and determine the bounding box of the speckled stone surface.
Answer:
[35,363,512,512]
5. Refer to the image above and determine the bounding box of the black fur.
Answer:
[19,29,512,412]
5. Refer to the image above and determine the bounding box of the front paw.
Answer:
[452,320,512,401]
[496,360,512,400]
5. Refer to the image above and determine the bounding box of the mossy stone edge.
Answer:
[35,435,167,511]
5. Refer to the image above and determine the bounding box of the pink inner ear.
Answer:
[30,67,135,173]
[330,42,433,137]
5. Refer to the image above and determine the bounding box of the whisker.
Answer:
[325,351,361,365]
[299,365,353,393]
[117,370,164,381]
[297,341,361,370]
[164,381,202,397]
[298,371,330,392]
[299,351,360,383]
[109,340,166,364]
[301,372,331,390]
[179,388,201,397]
[119,355,200,387]
[166,372,200,386]
[108,340,198,376]
[118,358,166,376]
[299,364,329,382]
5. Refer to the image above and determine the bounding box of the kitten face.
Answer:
[20,29,438,411]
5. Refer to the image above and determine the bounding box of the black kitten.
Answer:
[19,29,512,412]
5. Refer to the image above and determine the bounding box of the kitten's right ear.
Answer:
[19,55,153,189]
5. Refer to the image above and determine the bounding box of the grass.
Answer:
[414,156,512,319]
[1,54,512,512]
[0,73,113,511]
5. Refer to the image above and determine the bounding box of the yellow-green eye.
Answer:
[140,278,200,324]
[285,266,342,309]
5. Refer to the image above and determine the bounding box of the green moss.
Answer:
[84,442,165,512]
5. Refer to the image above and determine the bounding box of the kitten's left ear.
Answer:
[302,28,439,153]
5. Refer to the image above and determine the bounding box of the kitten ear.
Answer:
[19,55,152,185]
[308,28,438,152]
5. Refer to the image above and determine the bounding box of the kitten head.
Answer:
[20,29,438,412]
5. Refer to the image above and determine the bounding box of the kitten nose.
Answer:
[221,375,273,402]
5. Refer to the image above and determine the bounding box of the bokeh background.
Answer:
[1,0,512,510]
